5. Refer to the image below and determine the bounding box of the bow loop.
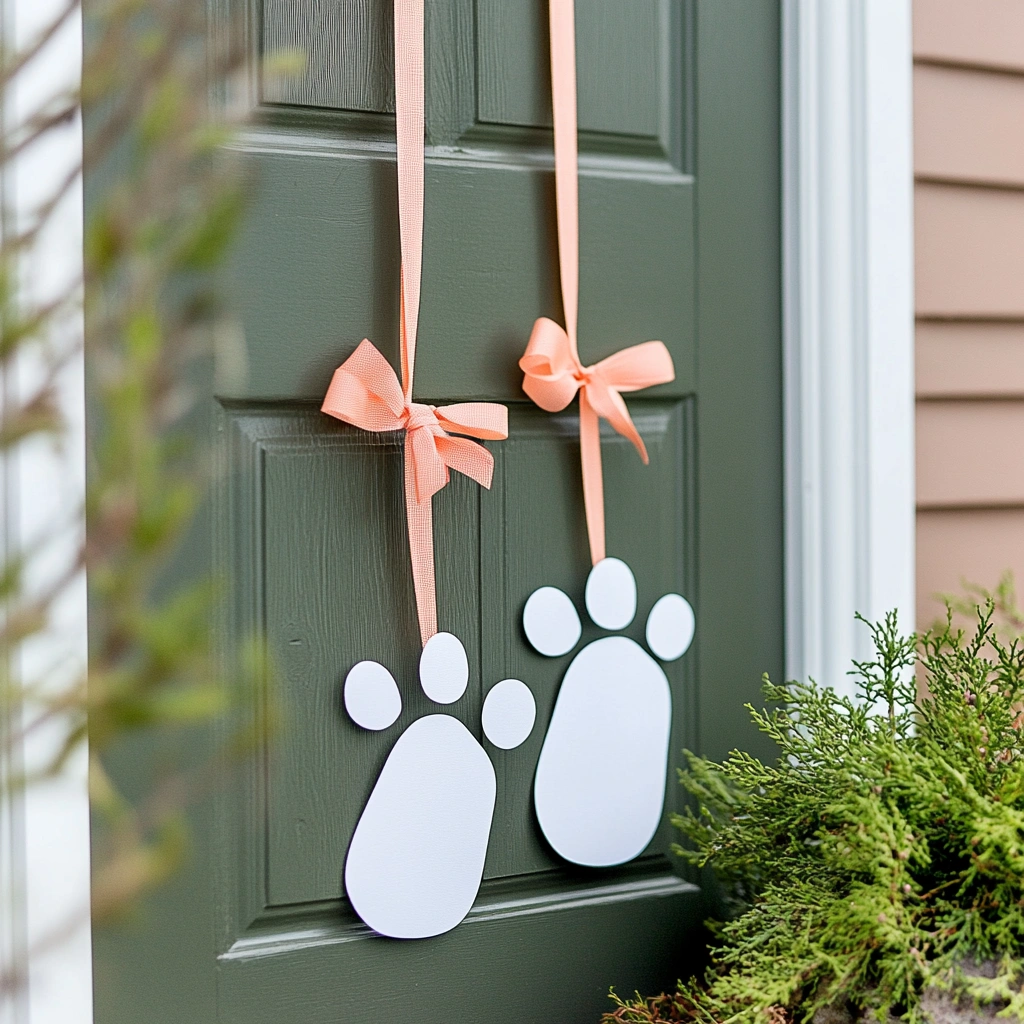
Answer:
[322,339,408,431]
[519,317,584,412]
[591,340,674,395]
[322,339,509,514]
[434,402,509,441]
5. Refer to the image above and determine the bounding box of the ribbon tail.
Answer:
[587,383,650,464]
[409,424,449,504]
[404,436,437,645]
[435,434,495,489]
[578,391,606,566]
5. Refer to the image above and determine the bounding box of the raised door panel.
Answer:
[261,0,395,112]
[226,156,694,402]
[476,0,666,139]
[215,398,695,929]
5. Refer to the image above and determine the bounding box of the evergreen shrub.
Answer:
[605,608,1024,1023]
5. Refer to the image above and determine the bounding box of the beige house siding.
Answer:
[915,0,1024,626]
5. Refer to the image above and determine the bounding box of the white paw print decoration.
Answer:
[524,557,695,868]
[343,633,536,939]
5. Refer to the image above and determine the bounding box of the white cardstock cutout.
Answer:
[345,714,496,939]
[344,628,537,939]
[523,585,581,656]
[534,635,671,866]
[344,660,402,731]
[482,679,536,750]
[585,557,637,631]
[646,593,695,662]
[419,631,469,704]
[527,558,696,868]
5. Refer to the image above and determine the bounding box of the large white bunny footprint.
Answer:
[525,558,694,868]
[344,633,536,939]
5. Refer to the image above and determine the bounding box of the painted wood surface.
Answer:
[262,0,395,112]
[475,0,664,137]
[89,2,783,1021]
[913,0,1024,627]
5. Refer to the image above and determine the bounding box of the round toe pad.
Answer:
[646,593,695,662]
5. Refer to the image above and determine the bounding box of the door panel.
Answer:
[476,0,666,138]
[225,147,694,404]
[217,873,700,1024]
[261,1,395,112]
[215,399,694,920]
[91,1,783,1021]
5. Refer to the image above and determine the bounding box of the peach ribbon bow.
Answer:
[520,0,675,565]
[321,0,507,645]
[521,319,673,564]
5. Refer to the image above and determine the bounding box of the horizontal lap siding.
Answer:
[917,402,1024,508]
[918,510,1024,628]
[917,323,1024,398]
[916,185,1024,317]
[914,0,1024,627]
[915,65,1024,186]
[913,0,1024,74]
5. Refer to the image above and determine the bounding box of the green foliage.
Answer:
[77,0,273,923]
[941,572,1024,647]
[605,610,1024,1024]
[0,0,292,993]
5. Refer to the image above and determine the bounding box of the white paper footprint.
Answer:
[343,633,536,939]
[525,558,695,868]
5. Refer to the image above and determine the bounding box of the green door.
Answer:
[91,1,783,1020]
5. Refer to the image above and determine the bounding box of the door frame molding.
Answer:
[782,0,916,693]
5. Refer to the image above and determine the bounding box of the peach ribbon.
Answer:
[520,0,675,565]
[321,0,507,645]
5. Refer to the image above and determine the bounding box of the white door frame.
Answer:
[782,0,916,693]
[0,3,917,1017]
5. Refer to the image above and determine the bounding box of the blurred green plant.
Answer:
[605,609,1024,1024]
[941,571,1024,646]
[0,0,296,997]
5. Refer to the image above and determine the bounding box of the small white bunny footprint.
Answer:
[343,632,536,939]
[525,558,695,868]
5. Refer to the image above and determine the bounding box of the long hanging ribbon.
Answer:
[322,0,508,646]
[520,0,675,565]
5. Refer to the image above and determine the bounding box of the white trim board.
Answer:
[0,0,91,1021]
[782,0,916,694]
